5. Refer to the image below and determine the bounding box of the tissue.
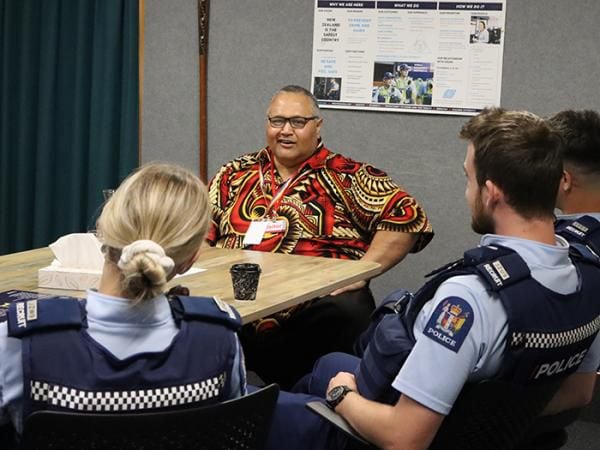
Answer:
[38,233,104,290]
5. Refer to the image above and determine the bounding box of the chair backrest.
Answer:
[0,423,18,450]
[429,379,560,450]
[19,383,279,450]
[308,379,560,450]
[578,372,600,423]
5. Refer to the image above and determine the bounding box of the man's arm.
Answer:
[330,372,444,450]
[205,163,233,246]
[542,372,598,416]
[330,230,418,295]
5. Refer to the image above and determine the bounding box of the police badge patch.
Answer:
[423,296,474,352]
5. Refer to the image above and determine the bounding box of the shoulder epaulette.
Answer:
[557,214,600,247]
[7,297,84,338]
[556,216,600,265]
[464,246,531,292]
[170,296,242,331]
[557,215,600,242]
[408,245,530,316]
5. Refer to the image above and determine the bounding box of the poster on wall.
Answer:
[311,1,507,116]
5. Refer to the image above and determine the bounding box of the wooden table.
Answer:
[0,247,381,323]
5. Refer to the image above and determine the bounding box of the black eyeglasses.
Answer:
[267,116,320,129]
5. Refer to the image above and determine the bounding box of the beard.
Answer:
[470,193,495,235]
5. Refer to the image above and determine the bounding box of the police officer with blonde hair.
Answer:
[0,163,246,444]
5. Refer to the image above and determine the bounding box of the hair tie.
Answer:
[118,240,175,275]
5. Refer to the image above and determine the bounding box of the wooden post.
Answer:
[198,0,209,182]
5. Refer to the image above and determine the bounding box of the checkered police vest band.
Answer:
[30,373,226,412]
[511,314,600,349]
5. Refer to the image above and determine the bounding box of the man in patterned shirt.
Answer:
[208,85,433,388]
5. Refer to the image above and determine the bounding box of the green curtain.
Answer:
[0,0,139,254]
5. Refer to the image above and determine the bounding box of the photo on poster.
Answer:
[372,62,434,106]
[314,77,342,101]
[469,16,503,45]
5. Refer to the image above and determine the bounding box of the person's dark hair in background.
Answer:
[548,109,600,263]
[549,109,600,215]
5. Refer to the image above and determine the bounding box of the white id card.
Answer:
[265,219,287,233]
[243,220,268,246]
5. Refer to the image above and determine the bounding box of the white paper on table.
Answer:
[174,267,206,279]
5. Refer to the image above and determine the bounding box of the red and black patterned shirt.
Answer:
[208,145,433,258]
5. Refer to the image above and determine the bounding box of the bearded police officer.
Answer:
[265,108,600,450]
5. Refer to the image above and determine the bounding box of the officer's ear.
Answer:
[172,248,201,278]
[561,169,573,193]
[483,179,503,209]
[556,169,572,211]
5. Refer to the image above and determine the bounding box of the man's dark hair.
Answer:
[547,109,600,178]
[274,85,321,116]
[460,107,563,219]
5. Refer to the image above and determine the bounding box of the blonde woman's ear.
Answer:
[174,248,202,276]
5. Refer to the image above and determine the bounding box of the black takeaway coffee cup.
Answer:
[230,263,261,300]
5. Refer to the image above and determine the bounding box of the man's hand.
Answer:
[326,371,444,450]
[327,231,421,297]
[328,371,358,392]
[329,280,367,296]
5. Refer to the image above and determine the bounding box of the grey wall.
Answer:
[142,0,199,170]
[143,0,600,301]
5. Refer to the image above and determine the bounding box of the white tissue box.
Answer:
[38,266,101,290]
[38,233,104,290]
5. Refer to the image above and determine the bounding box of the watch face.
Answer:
[326,385,352,408]
[327,386,345,402]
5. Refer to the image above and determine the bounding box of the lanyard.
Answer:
[257,149,308,219]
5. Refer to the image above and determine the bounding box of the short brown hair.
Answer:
[460,108,563,219]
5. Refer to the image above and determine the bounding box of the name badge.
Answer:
[243,221,268,246]
[265,219,287,234]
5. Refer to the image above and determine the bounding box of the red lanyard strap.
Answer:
[257,149,309,219]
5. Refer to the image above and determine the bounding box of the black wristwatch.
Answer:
[326,385,354,409]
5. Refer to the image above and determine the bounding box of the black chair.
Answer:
[308,379,564,450]
[517,372,600,449]
[0,423,18,450]
[20,383,279,450]
[578,371,600,423]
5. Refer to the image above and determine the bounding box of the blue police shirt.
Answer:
[0,290,247,432]
[392,234,600,415]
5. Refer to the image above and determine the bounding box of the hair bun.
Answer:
[118,240,175,275]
